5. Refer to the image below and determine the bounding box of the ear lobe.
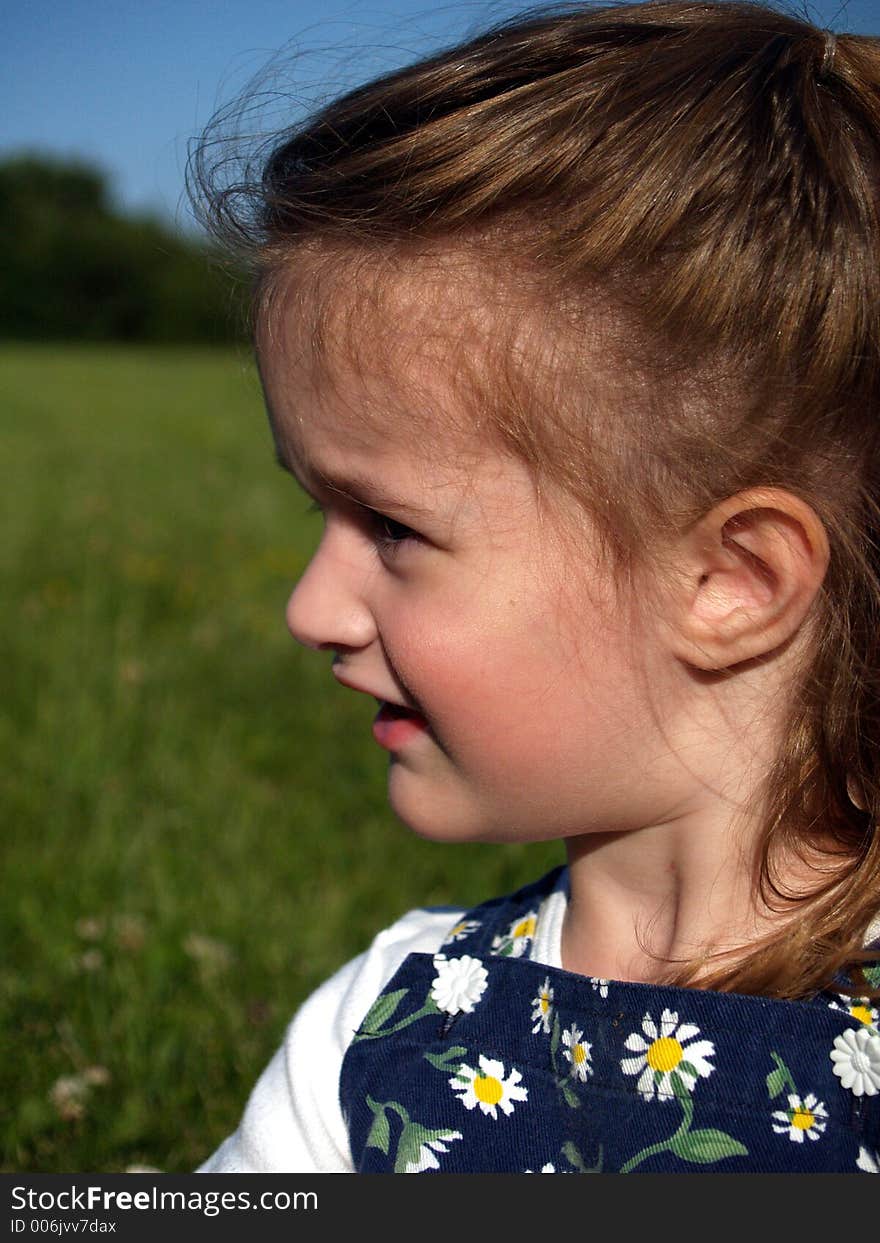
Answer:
[667,489,830,672]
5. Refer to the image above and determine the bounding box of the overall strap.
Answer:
[436,866,566,961]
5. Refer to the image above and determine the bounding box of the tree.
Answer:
[0,154,248,343]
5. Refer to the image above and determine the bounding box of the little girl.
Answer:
[194,0,880,1173]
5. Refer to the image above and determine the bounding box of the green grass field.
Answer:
[1,344,561,1173]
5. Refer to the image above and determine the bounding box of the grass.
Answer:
[1,343,561,1172]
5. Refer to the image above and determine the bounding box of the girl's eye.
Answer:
[303,499,417,553]
[368,510,418,552]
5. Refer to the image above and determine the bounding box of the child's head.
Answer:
[192,1,880,996]
[257,248,705,855]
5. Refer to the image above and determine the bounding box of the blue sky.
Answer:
[3,0,878,231]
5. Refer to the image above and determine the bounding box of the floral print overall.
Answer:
[339,869,880,1173]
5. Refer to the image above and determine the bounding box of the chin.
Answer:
[386,780,476,844]
[386,778,523,846]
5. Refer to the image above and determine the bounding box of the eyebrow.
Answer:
[274,447,433,518]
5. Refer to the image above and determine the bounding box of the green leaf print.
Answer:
[766,1052,797,1097]
[423,1045,468,1071]
[562,1141,603,1173]
[560,1080,581,1110]
[393,1122,463,1175]
[360,988,409,1034]
[765,1067,786,1098]
[366,1107,391,1154]
[364,1098,463,1173]
[668,1128,749,1164]
[621,1070,745,1171]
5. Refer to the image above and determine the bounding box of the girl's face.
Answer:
[257,294,679,847]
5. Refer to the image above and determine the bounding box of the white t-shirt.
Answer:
[197,883,569,1174]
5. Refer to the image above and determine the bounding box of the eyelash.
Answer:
[303,500,418,554]
[369,511,419,551]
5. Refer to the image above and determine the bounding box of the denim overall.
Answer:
[339,869,880,1173]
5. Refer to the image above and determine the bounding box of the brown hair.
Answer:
[190,1,880,1000]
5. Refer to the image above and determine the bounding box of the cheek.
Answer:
[390,587,623,756]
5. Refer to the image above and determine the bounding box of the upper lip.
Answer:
[331,664,414,710]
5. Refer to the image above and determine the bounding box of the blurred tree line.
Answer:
[0,154,249,343]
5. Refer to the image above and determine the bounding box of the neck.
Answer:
[561,830,739,985]
[560,810,829,987]
[554,625,836,986]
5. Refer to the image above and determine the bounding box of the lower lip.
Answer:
[372,702,430,751]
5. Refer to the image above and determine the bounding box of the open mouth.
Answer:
[377,701,423,720]
[373,701,430,750]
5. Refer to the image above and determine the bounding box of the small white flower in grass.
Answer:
[856,1145,879,1173]
[771,1093,828,1143]
[590,978,609,999]
[450,1054,528,1119]
[430,954,488,1015]
[621,1008,715,1102]
[828,995,879,1030]
[404,1129,463,1173]
[561,1023,593,1081]
[531,976,554,1034]
[830,1026,880,1096]
[445,919,481,943]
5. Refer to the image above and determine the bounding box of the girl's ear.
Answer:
[664,489,830,671]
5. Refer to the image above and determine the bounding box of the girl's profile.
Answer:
[191,0,880,1173]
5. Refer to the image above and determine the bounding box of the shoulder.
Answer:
[196,904,464,1174]
[196,870,567,1174]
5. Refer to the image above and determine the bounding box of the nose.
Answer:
[285,527,378,652]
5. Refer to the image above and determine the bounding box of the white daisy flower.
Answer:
[524,1163,556,1172]
[856,1145,880,1173]
[828,995,879,1030]
[830,1026,880,1097]
[430,954,488,1016]
[531,976,554,1034]
[621,1008,715,1101]
[491,911,538,958]
[771,1093,828,1143]
[403,1129,463,1173]
[444,919,481,943]
[449,1054,528,1119]
[590,977,610,999]
[561,1022,593,1081]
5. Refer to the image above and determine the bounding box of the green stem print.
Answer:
[352,987,439,1043]
[365,1096,463,1173]
[549,1013,581,1110]
[620,1072,747,1172]
[764,1050,830,1144]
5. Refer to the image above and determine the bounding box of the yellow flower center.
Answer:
[646,1037,683,1073]
[791,1107,814,1132]
[572,1043,587,1065]
[474,1074,504,1106]
[851,1004,874,1026]
[540,997,549,1014]
[513,917,536,940]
